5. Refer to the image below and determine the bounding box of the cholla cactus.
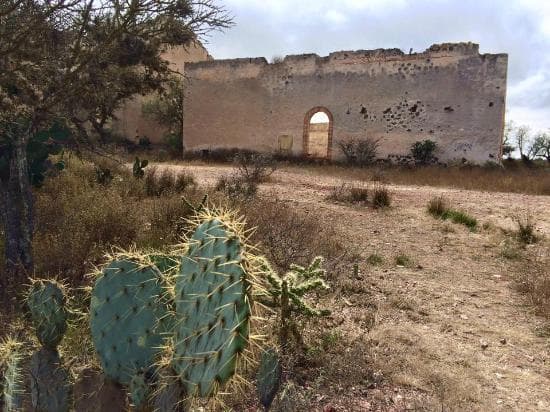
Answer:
[259,256,330,347]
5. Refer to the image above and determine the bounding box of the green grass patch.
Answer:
[442,210,478,230]
[367,253,384,266]
[427,196,477,230]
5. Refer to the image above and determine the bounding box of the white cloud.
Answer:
[324,10,348,25]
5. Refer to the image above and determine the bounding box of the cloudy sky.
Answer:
[206,0,549,132]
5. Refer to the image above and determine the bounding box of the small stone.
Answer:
[480,340,489,350]
[500,338,507,345]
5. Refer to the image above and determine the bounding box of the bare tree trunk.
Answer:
[1,125,34,307]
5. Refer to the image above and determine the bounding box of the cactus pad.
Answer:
[171,218,251,397]
[1,338,25,412]
[30,348,70,412]
[128,372,149,409]
[26,279,68,348]
[90,258,172,384]
[256,348,281,410]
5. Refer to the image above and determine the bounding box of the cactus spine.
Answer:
[1,338,25,412]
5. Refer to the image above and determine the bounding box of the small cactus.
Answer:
[90,257,173,385]
[256,348,281,411]
[133,157,149,179]
[0,338,25,412]
[259,256,330,348]
[26,279,68,349]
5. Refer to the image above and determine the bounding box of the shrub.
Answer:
[233,151,277,183]
[327,184,368,204]
[427,196,448,217]
[516,215,538,244]
[215,174,257,200]
[367,253,384,266]
[371,183,391,208]
[174,171,197,192]
[241,197,351,276]
[395,254,412,267]
[138,136,151,148]
[144,167,196,197]
[411,140,438,165]
[338,137,381,166]
[163,132,183,157]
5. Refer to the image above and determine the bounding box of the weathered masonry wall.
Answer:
[182,43,508,163]
[112,41,211,144]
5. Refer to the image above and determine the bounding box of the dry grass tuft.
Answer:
[515,244,550,317]
[515,215,539,244]
[371,183,391,209]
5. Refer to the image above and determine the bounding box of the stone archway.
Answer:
[303,106,334,159]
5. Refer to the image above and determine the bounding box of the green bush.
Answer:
[411,140,438,165]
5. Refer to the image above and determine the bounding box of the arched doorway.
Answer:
[303,107,333,159]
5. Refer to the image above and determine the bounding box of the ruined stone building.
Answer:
[182,42,508,164]
[111,41,211,143]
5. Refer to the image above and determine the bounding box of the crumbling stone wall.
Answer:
[182,43,508,164]
[112,41,211,144]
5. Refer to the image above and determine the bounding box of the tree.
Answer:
[141,75,184,153]
[533,132,550,162]
[502,121,515,159]
[514,125,540,162]
[0,0,232,299]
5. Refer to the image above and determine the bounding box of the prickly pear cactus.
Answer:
[90,258,173,384]
[152,367,186,412]
[29,348,70,412]
[256,348,281,411]
[171,216,252,398]
[128,372,149,409]
[26,279,68,349]
[1,338,25,412]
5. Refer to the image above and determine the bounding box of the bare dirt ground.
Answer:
[163,163,550,411]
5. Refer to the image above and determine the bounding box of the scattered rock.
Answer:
[500,338,507,345]
[480,340,489,350]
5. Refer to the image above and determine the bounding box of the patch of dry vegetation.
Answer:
[31,156,206,284]
[306,162,550,195]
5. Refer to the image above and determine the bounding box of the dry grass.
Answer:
[32,157,204,284]
[326,183,369,203]
[241,196,354,276]
[304,162,550,195]
[515,243,550,318]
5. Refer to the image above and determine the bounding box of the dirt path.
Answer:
[163,163,550,411]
